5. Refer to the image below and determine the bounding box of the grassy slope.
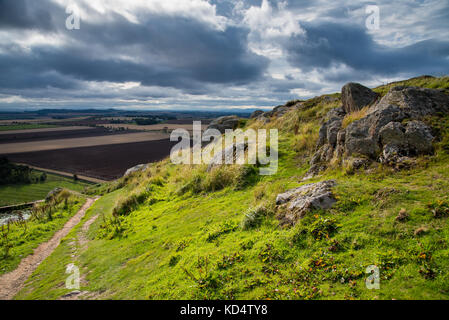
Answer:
[16,76,449,300]
[1,193,86,275]
[0,172,89,206]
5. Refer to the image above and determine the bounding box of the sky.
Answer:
[0,0,448,111]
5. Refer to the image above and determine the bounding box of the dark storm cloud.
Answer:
[0,0,57,30]
[286,22,449,80]
[73,15,268,85]
[1,0,449,110]
[0,6,268,95]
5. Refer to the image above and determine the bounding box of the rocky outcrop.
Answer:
[45,188,63,201]
[124,164,148,177]
[308,83,449,176]
[276,180,337,226]
[207,115,240,134]
[250,101,303,123]
[250,110,264,119]
[342,82,379,113]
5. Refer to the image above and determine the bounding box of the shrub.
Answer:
[178,172,204,195]
[427,200,449,218]
[169,255,181,267]
[113,189,148,216]
[203,166,236,192]
[241,205,268,230]
[309,216,339,240]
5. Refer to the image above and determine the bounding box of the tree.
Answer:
[40,172,47,182]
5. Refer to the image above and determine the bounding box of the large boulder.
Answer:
[207,115,240,134]
[276,180,337,226]
[341,82,379,113]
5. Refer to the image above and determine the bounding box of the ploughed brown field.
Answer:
[0,124,190,181]
[3,139,178,181]
[0,127,139,144]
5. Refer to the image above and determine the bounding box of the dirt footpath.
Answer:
[0,197,98,300]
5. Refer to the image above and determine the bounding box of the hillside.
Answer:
[13,76,449,300]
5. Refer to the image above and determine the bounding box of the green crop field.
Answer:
[0,172,90,207]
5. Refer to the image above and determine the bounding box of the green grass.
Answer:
[1,193,86,275]
[0,172,89,207]
[14,75,449,300]
[0,124,59,131]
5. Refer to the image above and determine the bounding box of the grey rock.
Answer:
[327,119,342,147]
[379,122,406,146]
[276,180,337,226]
[375,86,449,118]
[380,144,404,164]
[405,120,434,154]
[344,116,380,158]
[207,115,240,134]
[46,188,63,201]
[124,164,148,177]
[250,110,264,119]
[316,107,345,148]
[352,158,370,170]
[337,129,346,145]
[341,83,379,113]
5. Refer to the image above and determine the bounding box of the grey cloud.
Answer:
[0,0,58,30]
[286,21,449,81]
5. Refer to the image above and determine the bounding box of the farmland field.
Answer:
[0,131,170,154]
[98,122,208,132]
[0,114,209,182]
[4,139,178,181]
[0,127,138,144]
[0,124,59,132]
[0,172,89,207]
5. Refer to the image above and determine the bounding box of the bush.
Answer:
[169,255,181,267]
[309,216,339,240]
[427,200,449,218]
[113,189,148,216]
[241,205,268,230]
